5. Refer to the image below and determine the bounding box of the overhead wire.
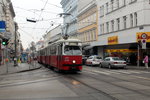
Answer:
[14,6,59,15]
[40,0,62,8]
[31,0,49,41]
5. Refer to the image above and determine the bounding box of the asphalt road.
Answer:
[0,64,150,100]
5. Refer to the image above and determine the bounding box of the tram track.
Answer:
[68,70,150,98]
[63,74,118,100]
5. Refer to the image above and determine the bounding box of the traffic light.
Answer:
[2,38,9,45]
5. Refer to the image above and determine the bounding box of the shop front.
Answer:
[104,44,138,65]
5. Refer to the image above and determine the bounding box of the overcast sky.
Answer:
[11,0,63,49]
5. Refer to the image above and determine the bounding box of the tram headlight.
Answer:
[73,60,76,64]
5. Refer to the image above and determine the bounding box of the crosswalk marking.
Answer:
[83,71,99,75]
[84,68,150,75]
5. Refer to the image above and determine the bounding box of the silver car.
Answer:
[86,55,102,66]
[99,57,127,69]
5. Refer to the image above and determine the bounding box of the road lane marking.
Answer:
[84,69,110,75]
[83,71,99,75]
[132,76,150,81]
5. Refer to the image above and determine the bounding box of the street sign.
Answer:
[141,33,147,39]
[0,21,6,32]
[141,39,146,49]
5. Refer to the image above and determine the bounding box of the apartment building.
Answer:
[96,0,150,65]
[78,0,98,55]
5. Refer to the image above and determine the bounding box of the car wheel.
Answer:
[99,63,103,68]
[108,64,111,69]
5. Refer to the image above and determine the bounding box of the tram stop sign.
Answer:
[141,39,146,49]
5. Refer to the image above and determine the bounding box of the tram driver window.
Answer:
[64,45,82,55]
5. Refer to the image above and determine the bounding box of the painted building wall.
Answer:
[97,0,150,46]
[78,0,98,45]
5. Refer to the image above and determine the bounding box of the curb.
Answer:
[16,66,42,73]
[0,66,42,76]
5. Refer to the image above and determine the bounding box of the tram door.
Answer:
[57,44,62,68]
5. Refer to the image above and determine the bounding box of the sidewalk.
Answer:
[126,65,150,71]
[0,61,42,75]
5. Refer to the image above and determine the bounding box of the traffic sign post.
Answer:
[141,39,146,49]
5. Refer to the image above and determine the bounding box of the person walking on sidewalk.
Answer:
[143,55,149,69]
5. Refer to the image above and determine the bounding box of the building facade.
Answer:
[43,25,62,47]
[0,0,18,64]
[60,0,78,38]
[96,0,150,65]
[78,0,98,55]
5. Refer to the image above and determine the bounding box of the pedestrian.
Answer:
[143,55,149,69]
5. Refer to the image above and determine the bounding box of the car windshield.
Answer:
[112,57,122,61]
[96,57,102,59]
[64,46,82,55]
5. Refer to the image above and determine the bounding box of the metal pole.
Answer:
[6,45,8,73]
[137,45,140,67]
[14,23,18,66]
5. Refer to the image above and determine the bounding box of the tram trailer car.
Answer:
[37,39,82,72]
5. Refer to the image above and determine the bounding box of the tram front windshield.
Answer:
[64,45,82,55]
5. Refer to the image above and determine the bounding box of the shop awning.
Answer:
[84,45,93,50]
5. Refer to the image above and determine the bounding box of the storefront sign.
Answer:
[137,32,150,42]
[105,49,137,53]
[108,36,118,45]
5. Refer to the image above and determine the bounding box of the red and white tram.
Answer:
[37,39,82,72]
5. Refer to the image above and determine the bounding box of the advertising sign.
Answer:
[108,36,118,45]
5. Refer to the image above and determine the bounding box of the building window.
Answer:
[100,24,104,34]
[123,16,127,29]
[100,24,102,34]
[134,12,137,26]
[106,22,109,33]
[123,0,126,6]
[116,0,119,8]
[111,0,114,11]
[111,20,114,32]
[130,14,133,27]
[117,18,120,30]
[106,2,109,13]
[102,24,104,34]
[130,0,137,3]
[100,6,104,17]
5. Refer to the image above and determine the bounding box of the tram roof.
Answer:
[56,38,81,43]
[49,38,81,45]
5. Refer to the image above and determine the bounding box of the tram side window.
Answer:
[50,45,57,55]
[47,46,50,55]
[58,44,62,55]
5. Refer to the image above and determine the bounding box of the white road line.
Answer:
[84,69,110,75]
[83,71,99,75]
[111,70,131,74]
[100,70,121,74]
[126,70,140,74]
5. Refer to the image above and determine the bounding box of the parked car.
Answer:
[82,55,89,65]
[99,57,127,69]
[86,55,102,66]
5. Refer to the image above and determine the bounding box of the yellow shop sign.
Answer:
[137,32,150,42]
[108,36,118,45]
